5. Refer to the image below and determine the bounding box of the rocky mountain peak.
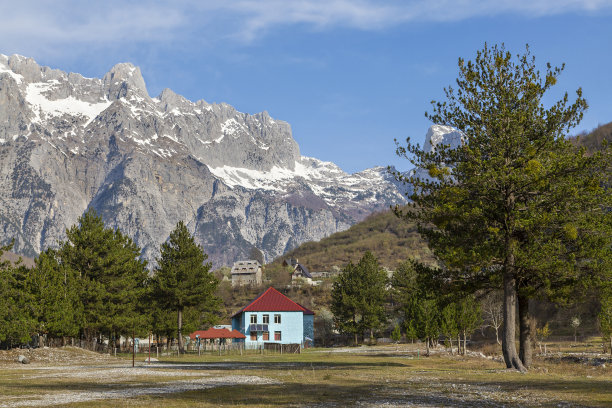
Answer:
[1,54,42,83]
[423,124,464,153]
[156,87,195,112]
[102,63,148,100]
[0,54,412,267]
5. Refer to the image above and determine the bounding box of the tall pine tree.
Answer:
[0,242,36,346]
[151,221,220,354]
[331,251,387,345]
[29,249,82,343]
[60,208,148,347]
[395,43,610,371]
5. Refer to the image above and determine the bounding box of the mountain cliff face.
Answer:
[0,54,410,267]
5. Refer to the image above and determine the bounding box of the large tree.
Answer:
[60,209,149,346]
[395,44,610,371]
[151,221,220,354]
[0,243,36,346]
[331,251,388,345]
[28,249,82,343]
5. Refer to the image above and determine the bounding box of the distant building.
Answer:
[231,260,262,287]
[231,287,314,349]
[283,258,317,286]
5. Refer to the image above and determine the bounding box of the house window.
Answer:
[274,314,281,324]
[263,331,269,341]
[274,331,281,341]
[250,314,257,324]
[263,314,269,324]
[250,332,257,341]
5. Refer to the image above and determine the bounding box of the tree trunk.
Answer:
[177,307,184,354]
[502,272,526,372]
[354,332,358,346]
[463,330,467,355]
[495,326,500,345]
[449,336,454,355]
[457,334,461,355]
[426,336,430,356]
[518,293,533,368]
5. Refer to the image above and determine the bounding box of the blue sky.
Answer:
[1,1,611,173]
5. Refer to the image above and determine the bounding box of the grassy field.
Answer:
[0,344,610,407]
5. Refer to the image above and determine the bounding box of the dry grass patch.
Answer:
[0,345,609,407]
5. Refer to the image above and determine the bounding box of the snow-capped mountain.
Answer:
[0,54,412,267]
[408,124,465,184]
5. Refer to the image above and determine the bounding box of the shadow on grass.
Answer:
[145,381,533,407]
[454,376,612,394]
[149,360,407,371]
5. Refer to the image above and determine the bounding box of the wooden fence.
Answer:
[263,343,301,354]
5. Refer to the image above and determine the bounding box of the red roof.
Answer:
[189,328,246,340]
[232,287,315,317]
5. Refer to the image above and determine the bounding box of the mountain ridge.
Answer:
[0,54,409,267]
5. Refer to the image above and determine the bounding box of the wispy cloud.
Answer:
[1,0,611,54]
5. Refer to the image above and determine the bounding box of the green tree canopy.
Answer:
[28,248,82,340]
[0,242,36,346]
[151,221,220,353]
[331,251,387,345]
[394,43,611,371]
[59,208,149,343]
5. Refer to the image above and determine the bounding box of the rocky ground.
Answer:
[0,346,114,366]
[0,346,609,407]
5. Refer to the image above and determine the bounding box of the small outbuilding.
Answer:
[189,327,246,350]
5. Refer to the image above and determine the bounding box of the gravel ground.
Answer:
[0,374,278,407]
[0,347,608,407]
[0,346,115,366]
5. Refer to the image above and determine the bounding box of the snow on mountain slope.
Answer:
[0,53,416,266]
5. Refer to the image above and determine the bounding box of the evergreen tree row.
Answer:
[0,210,220,350]
[330,252,482,353]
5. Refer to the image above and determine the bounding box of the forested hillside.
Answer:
[269,208,433,271]
[571,121,612,152]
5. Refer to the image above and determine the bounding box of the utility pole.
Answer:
[132,329,135,368]
[148,332,151,364]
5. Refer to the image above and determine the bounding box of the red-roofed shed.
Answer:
[189,327,246,340]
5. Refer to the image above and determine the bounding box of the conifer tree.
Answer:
[29,249,82,342]
[440,303,459,354]
[455,295,481,355]
[395,43,611,371]
[359,252,389,342]
[60,208,148,346]
[151,221,220,354]
[599,290,612,355]
[395,265,442,355]
[0,243,36,346]
[331,251,388,345]
[331,261,362,345]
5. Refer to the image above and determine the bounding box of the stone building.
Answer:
[231,260,262,287]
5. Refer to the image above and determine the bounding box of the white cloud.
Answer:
[1,0,610,52]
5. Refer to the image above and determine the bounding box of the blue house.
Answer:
[231,287,314,349]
